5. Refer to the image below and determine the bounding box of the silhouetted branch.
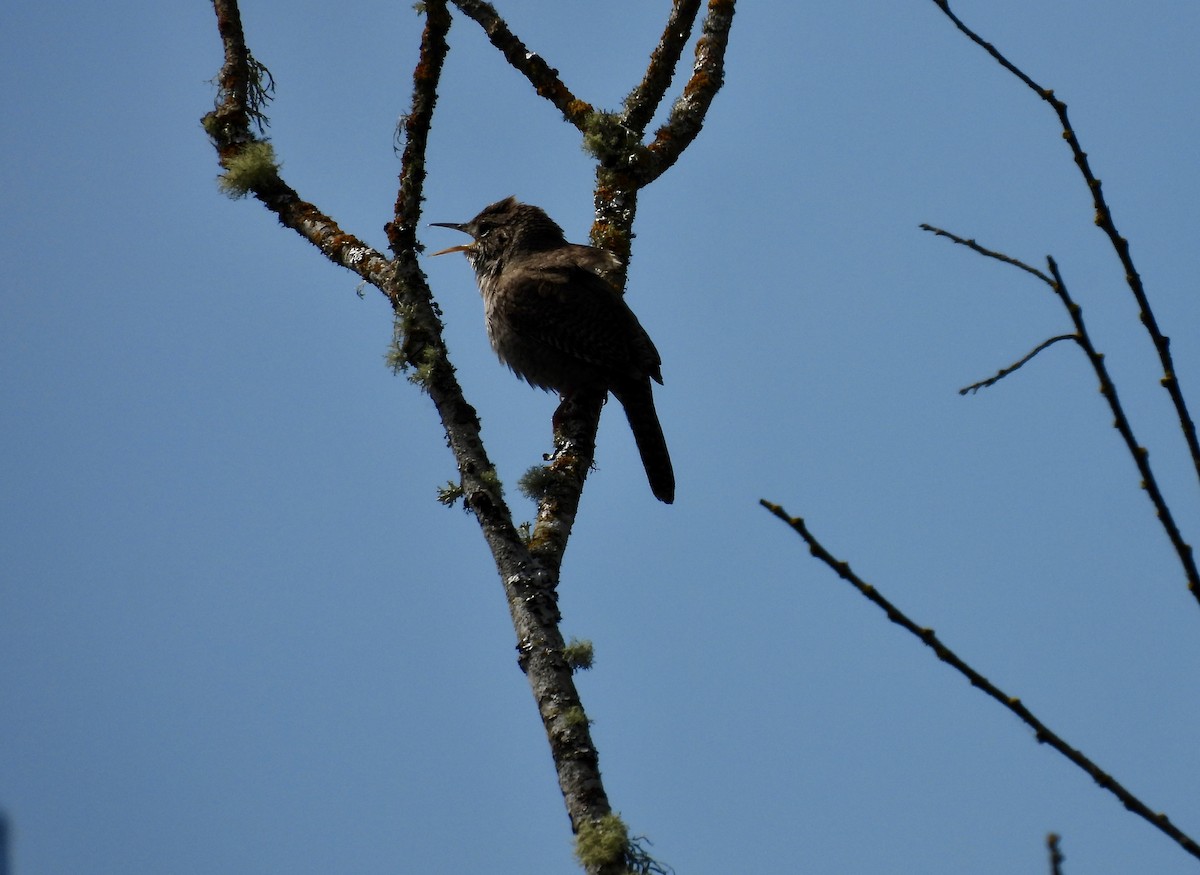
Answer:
[759,499,1200,864]
[919,223,1052,284]
[1047,833,1065,875]
[959,335,1077,395]
[917,227,1080,392]
[929,0,1200,494]
[923,224,1200,608]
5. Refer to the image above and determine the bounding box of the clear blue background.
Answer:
[3,1,1199,872]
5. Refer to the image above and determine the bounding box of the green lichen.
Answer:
[216,140,279,198]
[563,638,594,672]
[436,481,464,507]
[517,464,557,500]
[574,813,629,871]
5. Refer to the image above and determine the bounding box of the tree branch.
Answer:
[1047,833,1065,875]
[622,0,703,135]
[447,0,594,130]
[204,2,623,860]
[760,499,1200,864]
[922,224,1200,609]
[639,0,736,186]
[204,1,392,285]
[387,0,452,259]
[958,334,1078,396]
[928,0,1200,495]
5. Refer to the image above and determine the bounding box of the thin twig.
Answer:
[919,223,1052,284]
[1048,254,1200,605]
[760,499,1200,864]
[923,224,1200,608]
[1047,833,1065,875]
[921,225,1195,604]
[929,0,1200,494]
[918,227,1081,393]
[959,335,1077,395]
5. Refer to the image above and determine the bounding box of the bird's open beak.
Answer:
[429,242,474,257]
[429,221,474,256]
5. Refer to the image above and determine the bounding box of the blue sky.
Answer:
[3,1,1199,872]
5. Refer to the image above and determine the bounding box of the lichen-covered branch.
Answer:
[203,1,622,856]
[446,0,735,192]
[387,0,451,260]
[447,0,594,129]
[204,1,392,286]
[929,0,1200,494]
[639,0,737,186]
[436,0,734,567]
[760,500,1200,864]
[623,0,703,135]
[922,224,1200,609]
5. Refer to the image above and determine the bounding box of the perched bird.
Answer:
[431,197,674,504]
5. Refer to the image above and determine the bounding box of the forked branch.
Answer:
[623,0,704,135]
[922,224,1200,608]
[205,2,734,870]
[639,0,736,185]
[929,0,1200,492]
[205,1,392,285]
[204,3,626,867]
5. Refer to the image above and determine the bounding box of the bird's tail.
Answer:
[612,381,675,504]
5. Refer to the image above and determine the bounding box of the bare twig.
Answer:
[919,223,1052,285]
[760,500,1200,864]
[929,0,1200,494]
[923,224,1200,608]
[959,335,1077,395]
[1047,833,1065,875]
[917,227,1081,393]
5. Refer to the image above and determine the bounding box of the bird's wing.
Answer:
[495,254,662,383]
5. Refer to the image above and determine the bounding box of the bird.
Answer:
[430,197,675,504]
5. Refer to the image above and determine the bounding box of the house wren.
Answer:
[431,197,675,504]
